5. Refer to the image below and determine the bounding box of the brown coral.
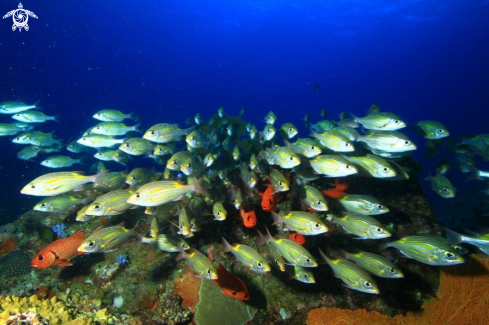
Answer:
[0,238,15,256]
[173,270,201,311]
[307,254,489,325]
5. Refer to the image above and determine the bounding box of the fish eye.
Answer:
[96,127,101,130]
[37,255,44,261]
[306,258,311,263]
[94,204,100,210]
[182,244,188,249]
[279,181,283,186]
[317,201,322,206]
[394,120,400,124]
[452,245,463,252]
[289,128,293,132]
[376,227,383,233]
[364,281,372,288]
[314,223,320,228]
[150,130,156,135]
[444,251,455,259]
[125,143,130,147]
[28,137,32,140]
[130,176,136,180]
[289,156,294,161]
[44,160,49,163]
[88,241,95,247]
[257,262,263,267]
[345,164,352,169]
[135,193,141,199]
[345,143,350,147]
[69,145,74,149]
[311,146,315,150]
[442,187,449,193]
[382,167,389,172]
[437,129,444,134]
[304,274,309,279]
[390,268,397,274]
[404,140,411,145]
[40,203,46,207]
[377,204,384,209]
[190,136,194,140]
[206,269,212,275]
[31,185,36,189]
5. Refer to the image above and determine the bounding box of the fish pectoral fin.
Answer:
[58,261,73,267]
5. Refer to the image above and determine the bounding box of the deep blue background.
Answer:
[1,0,489,223]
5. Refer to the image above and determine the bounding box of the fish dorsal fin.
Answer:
[92,226,104,234]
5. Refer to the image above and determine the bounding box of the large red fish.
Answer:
[31,230,85,269]
[240,206,257,228]
[209,253,250,301]
[258,186,281,212]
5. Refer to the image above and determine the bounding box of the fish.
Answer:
[338,195,389,215]
[176,244,218,280]
[267,147,301,169]
[186,130,210,149]
[21,171,106,196]
[309,155,358,177]
[40,155,83,168]
[321,179,349,199]
[331,214,391,239]
[213,202,227,221]
[17,145,41,160]
[77,135,125,148]
[142,234,190,252]
[357,131,417,153]
[143,123,194,143]
[415,120,450,139]
[239,206,257,228]
[77,223,141,254]
[91,122,141,136]
[341,250,404,278]
[270,169,290,192]
[271,211,328,235]
[425,174,456,198]
[31,231,85,269]
[264,111,277,125]
[284,138,322,158]
[259,185,281,212]
[380,236,465,266]
[280,123,298,139]
[119,138,155,155]
[0,101,39,114]
[211,261,250,301]
[85,189,135,216]
[34,195,94,212]
[318,248,379,294]
[345,154,397,178]
[443,228,489,255]
[127,177,207,207]
[126,167,152,186]
[94,149,117,161]
[301,185,329,211]
[262,124,277,141]
[258,227,317,268]
[310,131,354,152]
[353,112,406,131]
[0,123,24,136]
[12,111,59,123]
[93,109,137,122]
[285,265,315,283]
[222,237,271,273]
[288,232,306,246]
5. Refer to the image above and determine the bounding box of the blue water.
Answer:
[1,0,489,223]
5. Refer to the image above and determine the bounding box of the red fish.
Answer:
[30,231,85,269]
[258,186,281,212]
[240,206,257,228]
[321,179,349,199]
[209,253,250,301]
[289,231,306,246]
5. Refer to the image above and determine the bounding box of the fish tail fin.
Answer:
[133,123,142,133]
[175,244,186,261]
[442,227,463,244]
[317,248,330,265]
[184,126,195,135]
[33,99,41,108]
[377,242,390,251]
[256,229,269,246]
[192,177,209,196]
[52,115,60,123]
[92,170,108,187]
[129,113,140,122]
[271,211,281,226]
[221,237,232,252]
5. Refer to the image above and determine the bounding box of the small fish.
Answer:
[284,138,322,158]
[21,171,105,196]
[268,147,301,169]
[338,195,389,215]
[0,123,23,136]
[415,120,450,139]
[77,135,125,148]
[309,155,358,177]
[443,227,489,255]
[91,122,141,136]
[345,154,396,178]
[280,123,298,139]
[270,169,289,192]
[94,149,116,161]
[331,214,391,239]
[40,155,83,168]
[85,189,135,216]
[213,202,227,221]
[0,101,39,114]
[436,158,451,175]
[288,232,306,246]
[259,186,281,212]
[143,123,194,143]
[186,130,210,149]
[357,131,417,153]
[97,171,127,190]
[119,138,155,155]
[425,174,456,198]
[12,111,59,123]
[353,112,406,131]
[341,250,404,278]
[66,141,88,153]
[176,245,218,280]
[222,237,271,273]
[126,167,152,186]
[212,261,250,300]
[258,231,286,271]
[249,125,258,139]
[154,143,175,156]
[127,177,207,207]
[218,107,225,118]
[258,227,317,268]
[318,248,379,294]
[34,195,93,212]
[321,179,349,199]
[301,185,329,211]
[31,231,85,269]
[272,211,328,235]
[311,131,354,152]
[93,109,137,122]
[380,236,465,266]
[262,124,276,141]
[166,151,192,171]
[264,111,277,125]
[77,223,141,254]
[240,206,257,228]
[17,145,41,160]
[285,264,315,284]
[142,234,190,252]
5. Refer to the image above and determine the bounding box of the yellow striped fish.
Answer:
[85,189,135,216]
[309,155,358,177]
[77,223,141,253]
[21,171,106,196]
[176,245,218,280]
[222,237,271,273]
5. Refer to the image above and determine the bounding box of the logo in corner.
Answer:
[3,3,37,32]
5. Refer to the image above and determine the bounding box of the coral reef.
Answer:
[0,250,32,277]
[0,238,16,256]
